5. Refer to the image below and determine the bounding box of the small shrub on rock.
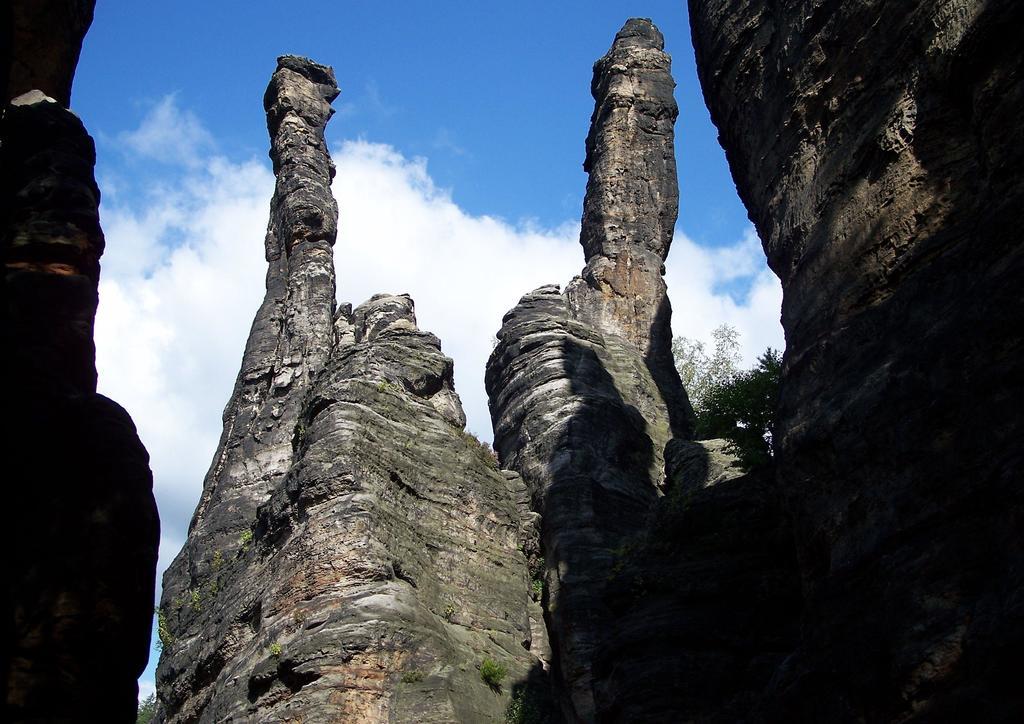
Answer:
[480,657,507,689]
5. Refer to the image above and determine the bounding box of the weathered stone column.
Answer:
[487,18,697,720]
[567,18,692,438]
[166,56,340,581]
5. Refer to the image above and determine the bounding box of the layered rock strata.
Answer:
[689,0,1024,719]
[2,5,159,718]
[568,18,692,439]
[487,19,762,721]
[158,58,543,722]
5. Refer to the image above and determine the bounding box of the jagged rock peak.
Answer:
[352,292,418,342]
[610,16,665,49]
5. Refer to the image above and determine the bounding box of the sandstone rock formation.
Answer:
[2,3,159,719]
[165,55,341,599]
[157,57,546,722]
[568,18,692,439]
[689,0,1024,719]
[484,19,795,721]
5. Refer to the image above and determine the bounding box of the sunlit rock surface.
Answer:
[157,58,544,723]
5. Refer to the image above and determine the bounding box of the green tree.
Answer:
[136,693,156,724]
[674,326,782,469]
[672,324,741,416]
[697,348,782,469]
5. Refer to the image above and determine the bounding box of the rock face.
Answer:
[164,56,340,596]
[2,0,96,105]
[689,0,1024,719]
[1,7,159,720]
[157,58,545,722]
[568,18,692,439]
[485,20,794,721]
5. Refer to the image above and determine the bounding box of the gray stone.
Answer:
[157,57,549,722]
[486,19,699,720]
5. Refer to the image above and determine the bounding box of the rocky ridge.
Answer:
[156,57,546,722]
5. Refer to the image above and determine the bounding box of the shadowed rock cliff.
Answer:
[487,21,691,718]
[1,0,95,106]
[2,3,159,719]
[690,0,1024,719]
[157,57,546,723]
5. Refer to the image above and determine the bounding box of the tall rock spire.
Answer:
[486,18,697,720]
[567,17,692,437]
[176,56,339,564]
[158,59,542,722]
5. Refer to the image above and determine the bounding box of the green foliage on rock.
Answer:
[698,348,782,469]
[505,686,542,724]
[269,642,282,658]
[461,430,499,469]
[480,657,507,689]
[531,578,543,600]
[401,670,424,683]
[155,607,173,651]
[673,324,782,469]
[672,324,741,413]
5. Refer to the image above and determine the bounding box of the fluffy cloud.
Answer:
[95,96,782,598]
[117,94,215,167]
[666,227,785,364]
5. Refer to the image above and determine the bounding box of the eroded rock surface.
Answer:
[486,19,729,721]
[164,56,341,598]
[2,35,158,723]
[158,58,545,722]
[690,0,1024,718]
[568,18,692,439]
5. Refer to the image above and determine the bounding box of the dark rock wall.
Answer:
[1,3,159,719]
[158,58,545,723]
[1,0,95,105]
[690,0,1024,719]
[488,284,668,720]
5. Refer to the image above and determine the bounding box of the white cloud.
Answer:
[119,95,215,166]
[666,226,785,366]
[330,139,581,437]
[95,153,274,582]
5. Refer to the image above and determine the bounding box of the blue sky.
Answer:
[70,2,782,701]
[75,0,748,247]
